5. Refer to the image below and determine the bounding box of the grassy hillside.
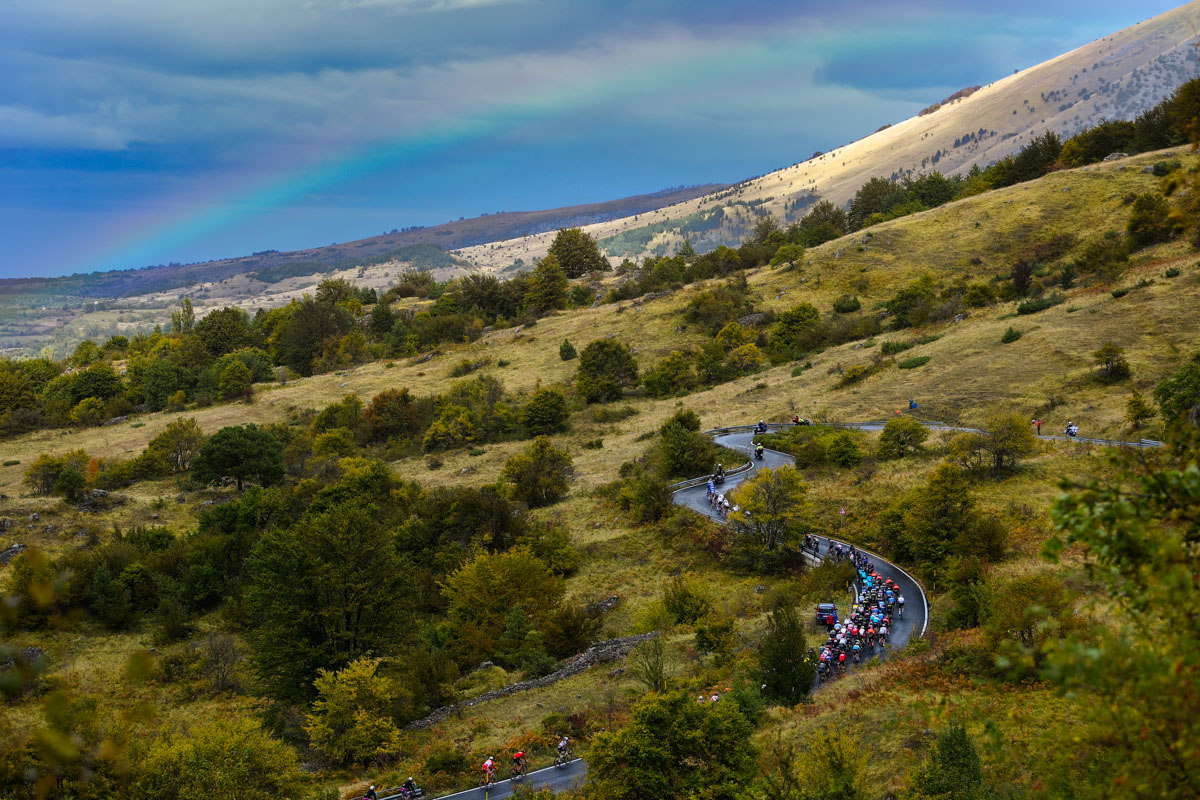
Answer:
[3,149,1199,799]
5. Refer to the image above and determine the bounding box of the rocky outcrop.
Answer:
[0,543,27,565]
[405,632,657,730]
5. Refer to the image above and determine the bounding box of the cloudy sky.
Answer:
[0,0,1183,278]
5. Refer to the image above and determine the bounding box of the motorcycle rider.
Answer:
[755,443,764,459]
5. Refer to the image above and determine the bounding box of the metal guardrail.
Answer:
[714,419,1162,449]
[666,459,752,491]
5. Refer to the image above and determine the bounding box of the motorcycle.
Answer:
[1065,425,1079,438]
[713,472,725,485]
[793,416,811,426]
[753,423,768,434]
[754,446,764,460]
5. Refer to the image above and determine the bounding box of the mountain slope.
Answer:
[0,183,726,305]
[458,0,1200,267]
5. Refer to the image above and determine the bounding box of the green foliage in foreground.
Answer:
[589,690,756,800]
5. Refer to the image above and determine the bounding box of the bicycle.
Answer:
[481,767,498,788]
[554,748,572,767]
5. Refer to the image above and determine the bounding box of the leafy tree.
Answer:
[368,300,395,340]
[521,387,570,436]
[797,199,847,245]
[55,465,86,502]
[442,548,564,665]
[362,388,429,443]
[643,350,698,397]
[907,724,987,800]
[192,424,283,490]
[304,658,401,765]
[848,176,906,230]
[1154,357,1200,424]
[575,339,639,403]
[769,243,806,269]
[657,416,718,478]
[312,394,365,435]
[525,254,569,314]
[876,416,929,459]
[247,501,407,701]
[70,397,107,426]
[548,227,609,278]
[141,356,190,411]
[884,273,937,328]
[1010,259,1033,296]
[885,464,1005,570]
[826,430,863,467]
[629,634,671,693]
[1127,192,1172,249]
[0,365,35,412]
[559,338,577,360]
[590,690,756,800]
[133,716,302,800]
[70,362,123,404]
[758,602,814,705]
[502,436,574,507]
[315,277,359,305]
[944,556,989,630]
[618,468,675,524]
[907,171,957,207]
[1126,388,1155,429]
[767,302,822,360]
[1046,425,1200,797]
[274,297,353,376]
[759,728,869,800]
[1094,342,1131,383]
[217,359,253,402]
[23,450,88,495]
[728,466,813,572]
[170,297,195,333]
[194,306,254,357]
[981,412,1038,470]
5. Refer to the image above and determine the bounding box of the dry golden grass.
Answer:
[3,151,1198,797]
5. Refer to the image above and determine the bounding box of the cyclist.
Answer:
[557,735,571,760]
[365,786,378,800]
[512,749,527,778]
[401,777,420,798]
[482,756,497,786]
[897,595,906,618]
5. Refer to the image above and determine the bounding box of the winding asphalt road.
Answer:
[673,428,928,659]
[382,760,587,800]
[411,419,1143,799]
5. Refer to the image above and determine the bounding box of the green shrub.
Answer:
[1165,267,1181,278]
[832,294,861,313]
[876,416,929,460]
[826,431,863,468]
[497,359,510,367]
[1111,287,1130,298]
[582,438,603,449]
[662,574,713,625]
[1001,326,1022,343]
[880,339,915,356]
[424,749,470,777]
[592,405,638,423]
[2,459,18,466]
[837,362,885,387]
[898,355,931,370]
[790,361,813,376]
[1016,292,1065,315]
[449,358,489,377]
